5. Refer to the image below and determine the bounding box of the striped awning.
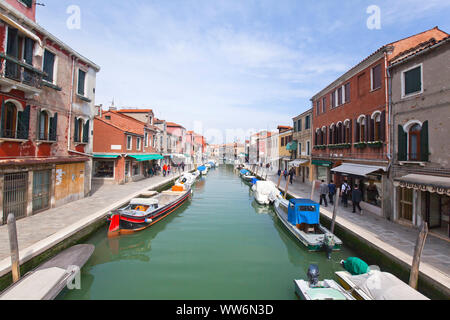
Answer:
[394,174,450,196]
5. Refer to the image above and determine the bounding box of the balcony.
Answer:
[0,53,44,98]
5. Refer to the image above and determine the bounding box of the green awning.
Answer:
[312,160,333,167]
[128,154,164,161]
[94,154,120,159]
[286,142,298,151]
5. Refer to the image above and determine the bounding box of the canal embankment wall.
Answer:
[244,166,450,300]
[0,174,183,292]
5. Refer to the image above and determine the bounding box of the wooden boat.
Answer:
[335,270,429,300]
[107,188,192,238]
[0,244,94,300]
[273,197,342,252]
[295,265,355,300]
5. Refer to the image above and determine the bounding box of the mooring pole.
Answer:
[7,214,20,283]
[409,222,428,289]
[330,188,341,234]
[284,176,290,199]
[311,180,317,201]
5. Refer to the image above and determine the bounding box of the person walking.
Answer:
[341,180,350,208]
[352,185,363,214]
[163,164,168,177]
[289,168,295,185]
[181,162,185,172]
[278,169,282,177]
[168,165,171,176]
[328,180,337,205]
[283,169,288,180]
[319,180,329,207]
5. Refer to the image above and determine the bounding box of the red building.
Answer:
[311,27,448,217]
[0,1,100,224]
[93,109,162,185]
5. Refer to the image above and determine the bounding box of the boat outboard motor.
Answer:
[323,234,335,260]
[307,264,320,287]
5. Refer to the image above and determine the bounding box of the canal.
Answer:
[58,165,357,300]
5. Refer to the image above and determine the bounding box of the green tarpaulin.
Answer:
[342,257,370,275]
[286,142,298,151]
[93,155,120,159]
[129,154,164,161]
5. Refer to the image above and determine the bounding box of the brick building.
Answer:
[93,110,162,185]
[311,27,448,217]
[0,0,100,224]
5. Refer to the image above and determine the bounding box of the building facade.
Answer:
[311,27,448,218]
[292,109,313,182]
[278,126,293,171]
[388,36,450,238]
[0,0,99,224]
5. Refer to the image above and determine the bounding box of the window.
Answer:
[337,87,343,106]
[316,101,321,115]
[331,91,336,108]
[78,69,86,96]
[403,65,422,97]
[306,141,311,156]
[371,64,382,91]
[127,136,132,150]
[344,120,352,144]
[344,83,351,103]
[298,142,302,156]
[356,116,366,142]
[19,0,33,8]
[43,50,56,83]
[38,110,49,140]
[94,160,114,178]
[322,97,327,113]
[137,137,141,151]
[305,116,311,130]
[145,132,149,147]
[409,124,421,161]
[298,119,302,132]
[358,73,366,97]
[1,101,30,140]
[398,121,429,162]
[372,113,382,141]
[74,117,89,143]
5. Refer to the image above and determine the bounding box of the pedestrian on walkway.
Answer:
[352,185,363,214]
[278,169,282,177]
[319,180,329,207]
[328,180,337,205]
[289,168,295,185]
[341,180,350,208]
[168,165,171,176]
[163,164,168,177]
[283,169,288,180]
[182,162,185,172]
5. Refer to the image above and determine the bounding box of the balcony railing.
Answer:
[0,53,45,90]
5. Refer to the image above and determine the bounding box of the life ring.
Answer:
[135,206,147,212]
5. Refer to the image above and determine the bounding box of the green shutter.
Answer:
[83,120,90,143]
[398,125,407,161]
[17,106,30,140]
[74,118,79,142]
[43,50,55,82]
[420,121,429,162]
[380,111,386,142]
[404,66,422,95]
[49,113,58,141]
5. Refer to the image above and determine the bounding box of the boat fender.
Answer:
[145,218,153,224]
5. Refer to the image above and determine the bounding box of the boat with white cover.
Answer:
[251,180,281,205]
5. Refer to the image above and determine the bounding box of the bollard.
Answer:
[409,222,428,289]
[311,180,317,201]
[7,214,21,283]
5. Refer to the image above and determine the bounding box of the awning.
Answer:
[312,160,333,167]
[128,154,164,161]
[394,174,450,196]
[289,159,309,167]
[0,13,42,47]
[331,163,387,177]
[93,154,120,159]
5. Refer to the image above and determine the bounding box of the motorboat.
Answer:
[107,188,192,238]
[251,180,281,205]
[198,165,208,175]
[273,197,342,253]
[335,263,429,300]
[175,172,196,187]
[239,169,256,183]
[295,265,355,300]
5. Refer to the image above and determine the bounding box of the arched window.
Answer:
[372,112,382,141]
[344,120,351,144]
[330,124,335,144]
[39,110,50,140]
[3,102,17,138]
[409,124,422,161]
[357,116,366,142]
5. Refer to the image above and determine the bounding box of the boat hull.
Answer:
[273,199,342,252]
[108,189,192,238]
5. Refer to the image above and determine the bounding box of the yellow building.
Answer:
[278,126,293,171]
[292,109,314,183]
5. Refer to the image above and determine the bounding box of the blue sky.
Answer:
[36,0,450,144]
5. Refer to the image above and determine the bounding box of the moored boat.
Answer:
[251,180,281,205]
[107,188,192,238]
[295,265,355,300]
[273,197,342,252]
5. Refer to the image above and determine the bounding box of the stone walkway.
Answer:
[0,171,186,263]
[252,167,450,296]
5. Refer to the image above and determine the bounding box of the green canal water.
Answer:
[59,165,357,300]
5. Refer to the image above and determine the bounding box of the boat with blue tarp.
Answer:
[273,197,342,252]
